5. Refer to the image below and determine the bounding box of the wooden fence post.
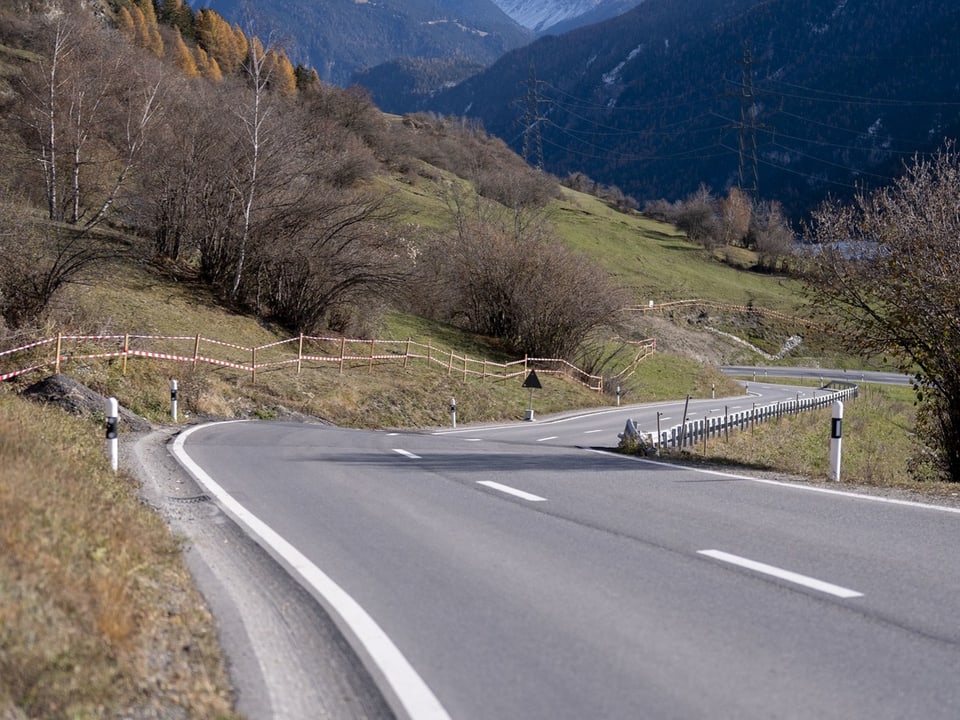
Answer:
[122,334,129,376]
[369,339,375,374]
[448,349,454,376]
[463,354,468,381]
[404,338,411,369]
[193,334,201,370]
[54,333,62,373]
[339,337,346,375]
[251,346,257,384]
[297,334,304,374]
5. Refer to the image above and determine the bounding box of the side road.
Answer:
[125,427,393,720]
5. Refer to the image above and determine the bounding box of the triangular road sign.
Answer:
[522,369,542,389]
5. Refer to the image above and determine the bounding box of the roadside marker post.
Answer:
[830,400,843,481]
[171,378,179,422]
[450,396,457,429]
[106,397,119,474]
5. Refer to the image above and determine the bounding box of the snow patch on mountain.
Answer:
[602,44,643,85]
[491,0,605,32]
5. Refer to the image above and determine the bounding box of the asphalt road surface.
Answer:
[171,384,960,720]
[722,365,912,386]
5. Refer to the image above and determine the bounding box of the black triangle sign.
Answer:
[522,369,542,389]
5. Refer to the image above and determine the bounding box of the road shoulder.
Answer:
[125,427,393,720]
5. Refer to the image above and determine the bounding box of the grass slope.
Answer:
[0,392,239,719]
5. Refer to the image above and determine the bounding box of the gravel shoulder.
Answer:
[124,426,393,720]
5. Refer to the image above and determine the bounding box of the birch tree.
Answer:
[21,7,162,227]
[9,5,164,325]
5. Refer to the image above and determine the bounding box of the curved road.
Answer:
[171,383,960,719]
[722,365,911,386]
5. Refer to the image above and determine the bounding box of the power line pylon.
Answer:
[737,40,761,197]
[521,63,545,171]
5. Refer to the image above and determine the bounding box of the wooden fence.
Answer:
[0,332,657,393]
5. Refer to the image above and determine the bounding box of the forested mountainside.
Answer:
[423,0,960,217]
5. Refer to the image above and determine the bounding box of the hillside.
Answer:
[423,0,960,217]
[0,2,820,379]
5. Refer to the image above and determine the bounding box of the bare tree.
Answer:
[419,188,627,359]
[718,187,751,247]
[5,5,164,326]
[750,199,794,271]
[255,186,408,333]
[140,77,228,262]
[803,142,960,482]
[20,8,162,227]
[230,36,274,300]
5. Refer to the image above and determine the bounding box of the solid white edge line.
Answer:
[393,448,422,460]
[536,436,558,442]
[699,549,863,599]
[171,422,451,720]
[477,480,547,502]
[582,448,960,516]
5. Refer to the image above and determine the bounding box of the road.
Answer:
[722,365,911,386]
[171,384,960,720]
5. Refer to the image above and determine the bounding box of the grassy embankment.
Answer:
[659,377,947,497]
[0,392,240,719]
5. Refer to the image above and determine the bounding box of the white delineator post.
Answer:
[171,378,179,422]
[106,397,119,473]
[830,400,843,481]
[450,396,457,429]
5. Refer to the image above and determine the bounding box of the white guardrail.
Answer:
[639,383,859,450]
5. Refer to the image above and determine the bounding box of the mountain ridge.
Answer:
[421,0,960,217]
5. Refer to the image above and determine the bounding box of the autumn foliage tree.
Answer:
[803,143,960,482]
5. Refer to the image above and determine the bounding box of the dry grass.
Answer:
[665,383,931,490]
[0,390,240,719]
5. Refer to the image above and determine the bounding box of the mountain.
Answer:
[351,56,487,115]
[198,0,531,86]
[423,0,960,217]
[491,0,645,35]
[351,0,645,112]
[538,0,646,35]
